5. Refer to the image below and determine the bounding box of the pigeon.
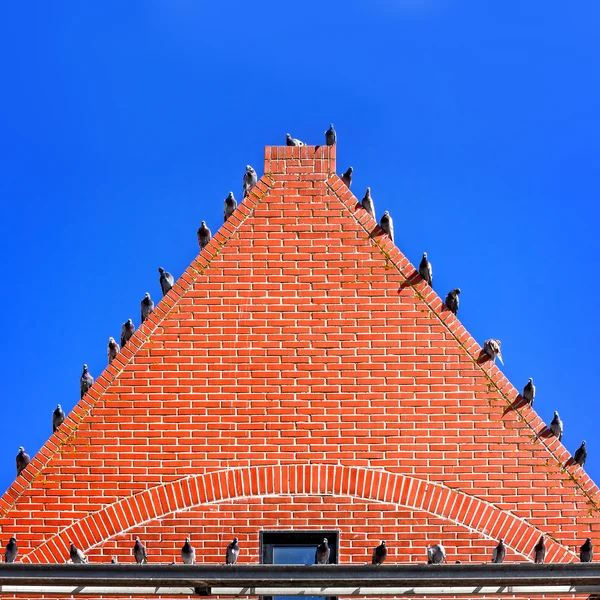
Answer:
[141,293,154,324]
[121,319,135,348]
[549,411,563,441]
[224,192,237,222]
[80,365,94,399]
[107,337,120,365]
[225,537,240,565]
[341,167,353,188]
[379,211,394,242]
[70,541,88,564]
[181,538,195,564]
[111,556,118,564]
[523,378,535,406]
[315,537,330,565]
[445,289,460,315]
[197,221,212,250]
[5,537,18,563]
[533,536,546,564]
[158,267,175,296]
[325,124,336,146]
[580,538,593,563]
[52,404,65,433]
[419,252,433,287]
[491,539,506,564]
[286,133,305,146]
[483,339,503,365]
[361,188,375,219]
[16,447,30,477]
[372,541,387,565]
[574,441,587,467]
[243,166,258,198]
[427,542,446,564]
[133,537,147,564]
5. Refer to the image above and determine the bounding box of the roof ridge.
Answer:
[0,175,276,516]
[325,174,600,511]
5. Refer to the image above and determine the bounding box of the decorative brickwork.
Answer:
[1,145,598,598]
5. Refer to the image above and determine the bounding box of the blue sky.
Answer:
[1,1,598,494]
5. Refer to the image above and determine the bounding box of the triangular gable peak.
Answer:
[1,145,598,570]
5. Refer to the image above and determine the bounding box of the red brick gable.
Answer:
[1,145,598,578]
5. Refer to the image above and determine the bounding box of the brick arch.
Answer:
[25,465,576,564]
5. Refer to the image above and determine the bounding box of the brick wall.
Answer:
[1,145,598,598]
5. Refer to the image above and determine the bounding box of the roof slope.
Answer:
[1,145,598,568]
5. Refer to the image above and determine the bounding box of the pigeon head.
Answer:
[18,447,24,453]
[69,541,75,547]
[286,134,292,140]
[228,192,234,199]
[158,267,165,274]
[9,537,16,543]
[111,557,118,563]
[554,411,559,418]
[233,537,238,543]
[56,404,61,410]
[136,536,141,542]
[366,187,371,195]
[586,537,592,543]
[144,293,151,299]
[499,539,504,544]
[185,537,191,542]
[381,541,386,546]
[582,440,587,446]
[348,166,353,173]
[454,288,461,295]
[528,377,533,384]
[108,337,115,343]
[201,221,206,227]
[83,364,88,371]
[422,252,428,259]
[127,319,133,325]
[323,537,328,543]
[383,211,389,217]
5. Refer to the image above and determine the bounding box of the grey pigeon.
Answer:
[491,539,506,564]
[197,221,212,250]
[158,267,175,296]
[445,289,460,315]
[427,542,446,564]
[141,293,154,324]
[533,536,546,564]
[580,538,593,563]
[181,538,195,565]
[5,537,18,563]
[225,537,240,565]
[70,541,88,564]
[574,441,587,467]
[549,411,563,441]
[286,133,305,146]
[224,192,237,222]
[361,187,375,219]
[133,537,147,564]
[107,337,120,365]
[483,339,503,365]
[379,211,394,242]
[325,124,336,146]
[80,364,94,398]
[243,165,258,198]
[419,252,433,286]
[315,537,330,565]
[523,378,535,406]
[372,541,387,565]
[121,319,135,348]
[52,404,65,433]
[111,556,118,564]
[341,167,353,188]
[16,447,30,477]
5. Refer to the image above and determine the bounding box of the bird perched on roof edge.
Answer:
[80,364,94,398]
[133,537,147,564]
[549,411,563,441]
[5,537,18,563]
[361,188,375,219]
[159,267,175,296]
[379,211,394,242]
[372,541,387,565]
[445,289,460,315]
[491,539,506,564]
[523,378,535,406]
[574,441,587,467]
[533,536,546,564]
[419,252,433,287]
[182,538,196,565]
[341,167,353,188]
[315,537,330,565]
[16,448,30,477]
[427,542,446,564]
[225,538,240,565]
[70,541,88,564]
[286,133,305,146]
[107,337,119,365]
[197,221,212,251]
[243,166,257,198]
[52,404,65,433]
[580,538,593,563]
[483,339,503,365]
[224,192,237,222]
[141,293,154,324]
[325,124,336,146]
[121,319,135,348]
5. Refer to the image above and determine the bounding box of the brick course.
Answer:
[1,145,598,598]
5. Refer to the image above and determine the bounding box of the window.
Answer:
[260,531,339,600]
